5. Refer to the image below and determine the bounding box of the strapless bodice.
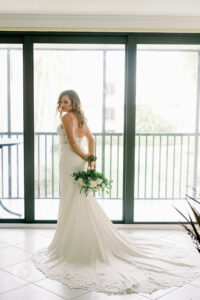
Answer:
[56,120,86,146]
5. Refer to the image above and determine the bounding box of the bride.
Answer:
[32,89,200,296]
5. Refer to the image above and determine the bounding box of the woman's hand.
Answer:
[83,153,91,161]
[89,160,96,170]
[83,153,96,170]
[88,153,96,170]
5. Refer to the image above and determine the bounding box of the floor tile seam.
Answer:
[155,286,182,300]
[0,282,29,296]
[156,282,200,299]
[24,231,52,237]
[32,281,73,299]
[0,245,10,249]
[1,267,33,284]
[14,236,50,244]
[137,277,200,300]
[188,283,200,288]
[0,243,32,252]
[32,276,47,283]
[71,290,153,300]
[0,240,10,245]
[7,243,36,254]
[0,238,47,247]
[137,293,156,300]
[1,257,31,270]
[0,280,66,299]
[0,234,49,242]
[69,290,99,300]
[0,243,15,249]
[70,291,105,300]
[12,244,35,253]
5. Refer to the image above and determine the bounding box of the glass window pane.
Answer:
[0,44,24,219]
[134,44,200,222]
[34,43,125,221]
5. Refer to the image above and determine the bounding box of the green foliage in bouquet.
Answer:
[71,155,113,196]
[88,154,97,163]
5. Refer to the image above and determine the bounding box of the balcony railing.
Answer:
[0,132,199,204]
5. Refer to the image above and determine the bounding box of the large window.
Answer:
[33,44,125,221]
[1,33,200,224]
[134,44,200,222]
[0,44,24,219]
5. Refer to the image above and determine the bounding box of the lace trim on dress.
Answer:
[60,119,85,140]
[31,245,200,296]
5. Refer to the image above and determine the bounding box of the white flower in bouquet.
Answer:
[90,180,98,188]
[97,178,103,185]
[71,156,113,196]
[78,178,84,185]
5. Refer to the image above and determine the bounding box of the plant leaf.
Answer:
[188,214,200,243]
[186,194,200,206]
[186,200,200,228]
[172,205,190,222]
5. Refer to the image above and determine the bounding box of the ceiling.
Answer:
[0,0,200,16]
[0,0,200,31]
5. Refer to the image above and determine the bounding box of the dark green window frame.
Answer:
[0,32,200,224]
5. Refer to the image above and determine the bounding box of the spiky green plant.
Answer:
[172,191,200,253]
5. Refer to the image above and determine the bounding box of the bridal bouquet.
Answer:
[71,155,113,196]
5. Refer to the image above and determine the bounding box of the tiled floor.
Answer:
[0,228,200,299]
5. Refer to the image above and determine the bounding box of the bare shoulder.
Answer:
[66,111,74,117]
[61,113,74,127]
[63,112,77,121]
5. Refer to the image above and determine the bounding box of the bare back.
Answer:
[61,112,94,141]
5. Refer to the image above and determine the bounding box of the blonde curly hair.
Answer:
[56,90,87,128]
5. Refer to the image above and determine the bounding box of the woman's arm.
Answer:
[85,123,95,155]
[62,114,88,160]
[84,123,96,169]
[88,139,95,155]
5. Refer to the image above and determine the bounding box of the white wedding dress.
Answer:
[32,120,200,296]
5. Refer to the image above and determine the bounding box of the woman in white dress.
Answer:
[32,90,200,296]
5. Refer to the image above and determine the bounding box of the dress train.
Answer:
[31,121,200,295]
